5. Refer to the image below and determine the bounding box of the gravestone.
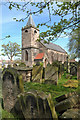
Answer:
[11,90,58,119]
[70,62,77,76]
[45,64,58,85]
[2,68,24,112]
[32,65,43,83]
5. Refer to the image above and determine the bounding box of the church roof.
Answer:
[34,53,44,60]
[41,41,67,53]
[26,15,36,27]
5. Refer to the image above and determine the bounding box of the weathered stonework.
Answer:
[2,68,24,112]
[22,25,39,67]
[11,90,58,119]
[32,64,58,84]
[22,15,68,67]
[15,66,32,82]
[45,64,58,85]
[2,67,58,119]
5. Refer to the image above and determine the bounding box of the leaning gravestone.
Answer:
[32,65,43,83]
[45,64,58,85]
[2,68,24,112]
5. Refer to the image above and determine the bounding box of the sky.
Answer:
[0,1,70,60]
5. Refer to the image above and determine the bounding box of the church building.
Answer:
[22,15,68,67]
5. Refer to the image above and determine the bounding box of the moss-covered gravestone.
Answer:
[45,64,58,85]
[11,90,58,120]
[32,65,43,83]
[70,62,77,76]
[2,68,24,112]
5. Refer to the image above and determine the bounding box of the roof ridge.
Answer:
[40,40,67,53]
[57,44,67,53]
[50,42,67,53]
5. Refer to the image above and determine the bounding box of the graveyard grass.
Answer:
[24,72,79,103]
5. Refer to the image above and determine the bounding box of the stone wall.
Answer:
[15,66,32,82]
[39,42,67,65]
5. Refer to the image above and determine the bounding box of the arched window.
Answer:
[25,30,28,32]
[34,30,37,33]
[25,50,28,61]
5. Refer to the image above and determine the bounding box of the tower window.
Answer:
[34,30,37,33]
[25,50,28,61]
[25,30,28,32]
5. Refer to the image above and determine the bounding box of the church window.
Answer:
[25,50,28,61]
[34,30,37,33]
[25,30,28,32]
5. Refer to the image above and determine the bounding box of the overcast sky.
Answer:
[0,1,69,60]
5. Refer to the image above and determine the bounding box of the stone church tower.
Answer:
[22,15,39,66]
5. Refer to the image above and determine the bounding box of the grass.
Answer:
[24,72,79,103]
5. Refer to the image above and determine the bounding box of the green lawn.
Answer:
[24,73,79,102]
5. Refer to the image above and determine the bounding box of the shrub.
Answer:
[40,62,43,66]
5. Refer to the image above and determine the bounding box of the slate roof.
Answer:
[34,53,44,60]
[26,15,36,27]
[41,41,67,53]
